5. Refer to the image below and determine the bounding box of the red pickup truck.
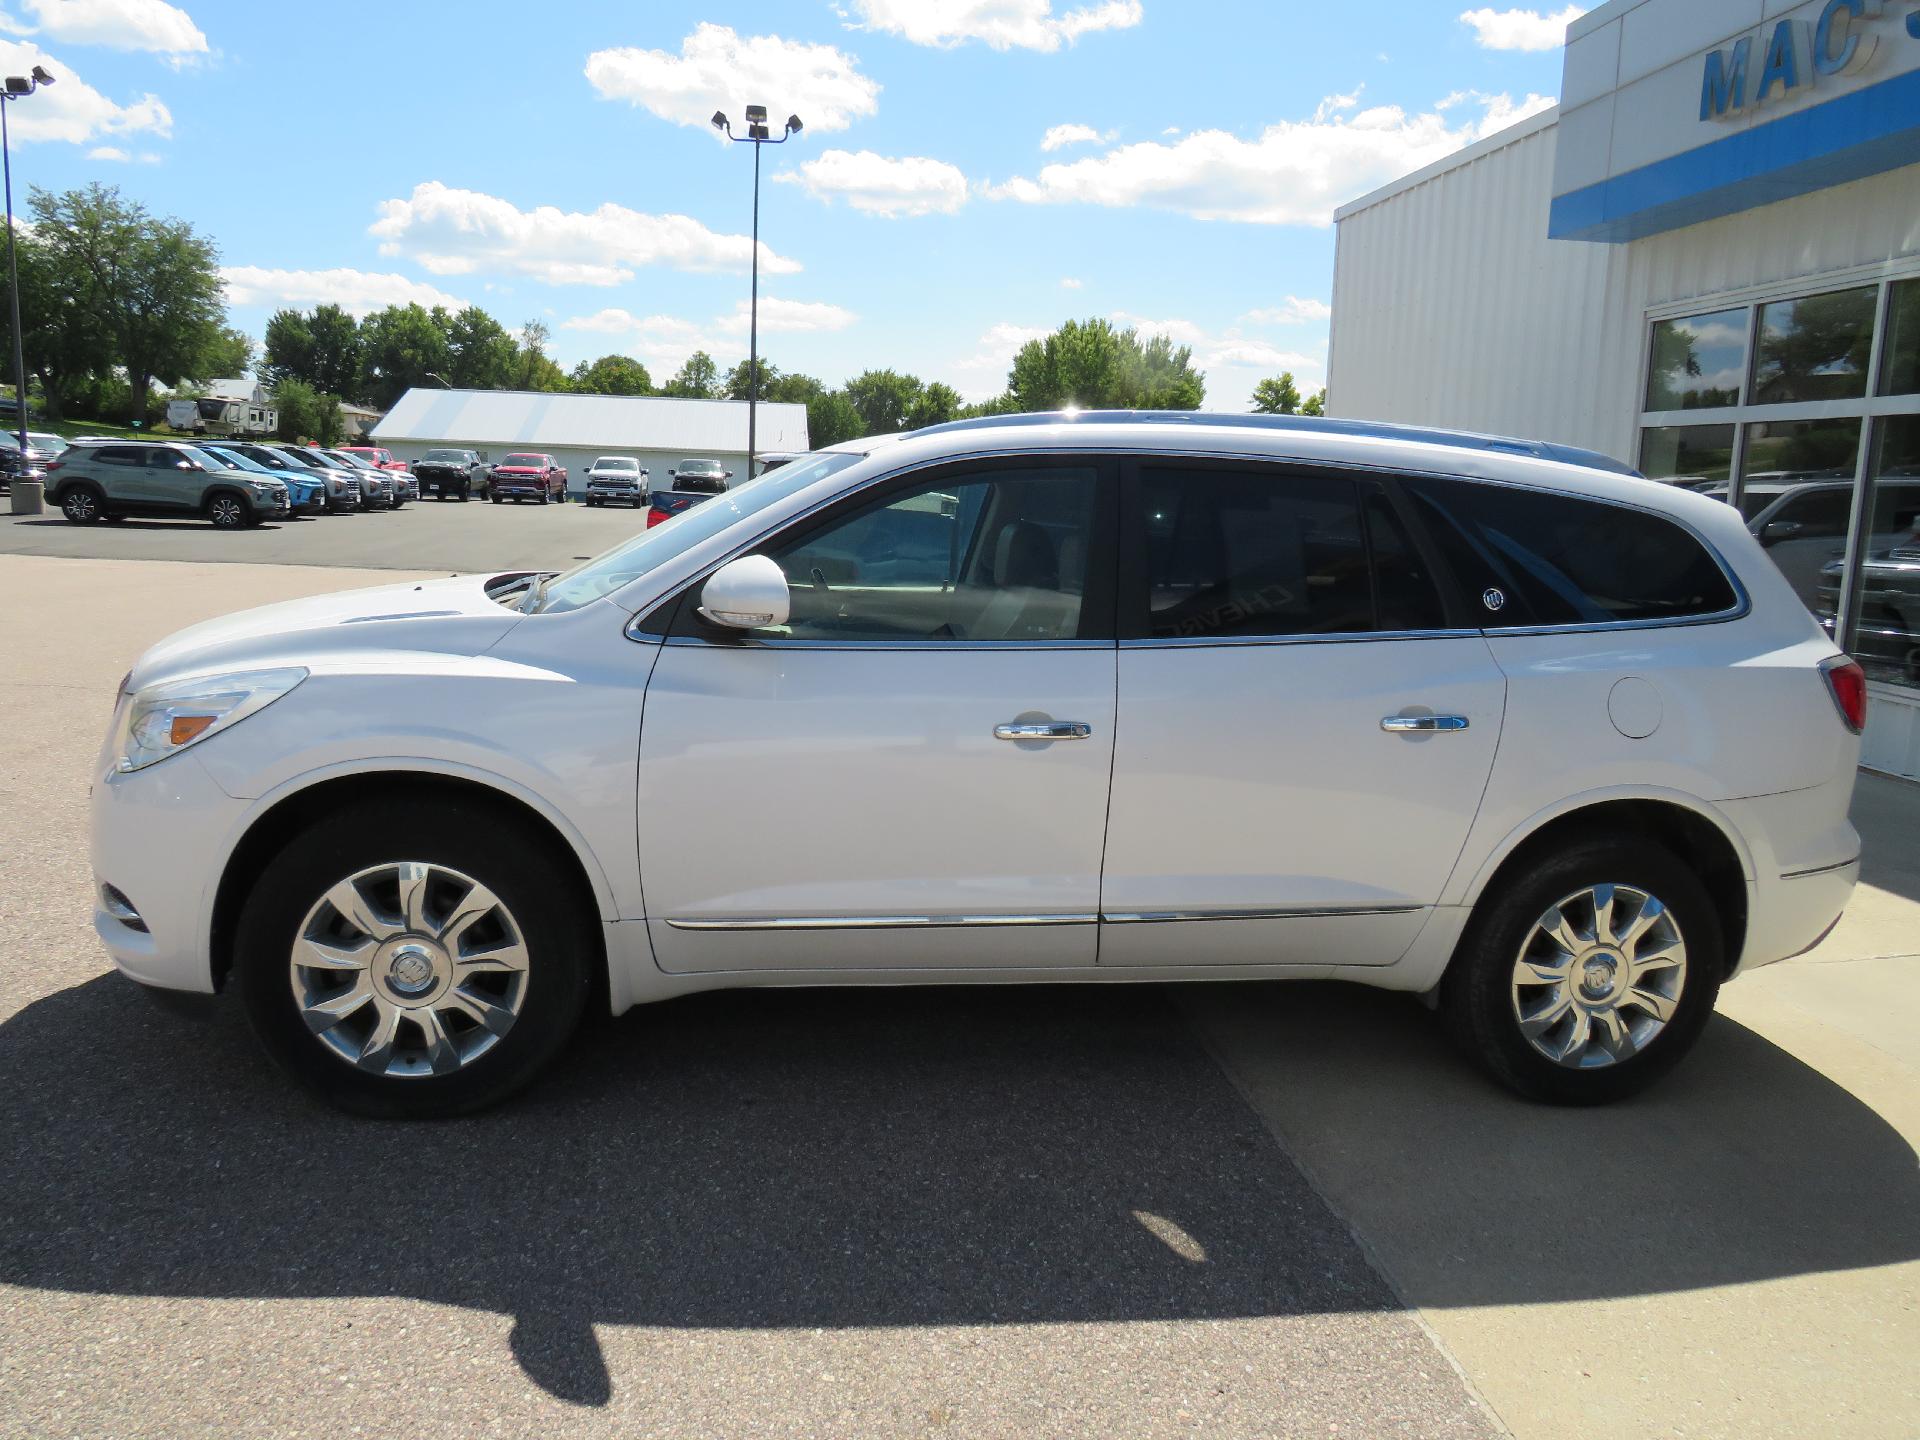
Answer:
[339,446,408,472]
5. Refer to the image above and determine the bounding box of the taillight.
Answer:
[646,507,668,528]
[44,459,62,472]
[1821,655,1867,734]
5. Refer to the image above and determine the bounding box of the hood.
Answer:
[128,574,525,691]
[495,466,542,475]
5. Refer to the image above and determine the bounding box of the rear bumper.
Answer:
[1721,785,1861,975]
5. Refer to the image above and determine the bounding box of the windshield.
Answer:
[421,449,468,463]
[202,446,272,474]
[321,450,371,469]
[677,459,724,474]
[177,445,225,469]
[536,451,865,615]
[594,458,638,471]
[277,448,328,468]
[501,453,544,467]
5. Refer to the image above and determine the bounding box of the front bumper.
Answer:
[90,752,248,994]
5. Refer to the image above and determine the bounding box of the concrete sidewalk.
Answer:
[1193,775,1920,1440]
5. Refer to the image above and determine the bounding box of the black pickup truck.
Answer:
[413,448,488,501]
[645,458,734,528]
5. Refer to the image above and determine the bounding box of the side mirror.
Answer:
[1760,519,1804,546]
[175,459,197,471]
[696,555,790,631]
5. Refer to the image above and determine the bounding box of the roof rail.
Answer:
[912,410,1640,477]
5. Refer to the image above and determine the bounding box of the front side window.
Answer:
[1131,467,1443,639]
[755,466,1100,643]
[1404,479,1738,627]
[1752,286,1877,404]
[93,446,142,466]
[1646,308,1747,410]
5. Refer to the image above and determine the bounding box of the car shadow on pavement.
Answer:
[9,518,293,531]
[0,977,1408,1405]
[3,975,1916,1407]
[1189,980,1920,1309]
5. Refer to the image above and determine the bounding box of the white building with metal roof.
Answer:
[368,388,810,494]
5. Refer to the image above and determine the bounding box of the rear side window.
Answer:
[1404,479,1738,627]
[1131,466,1446,639]
[93,446,142,466]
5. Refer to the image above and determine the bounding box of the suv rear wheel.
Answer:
[59,483,105,525]
[1442,832,1722,1105]
[236,799,594,1118]
[207,492,252,529]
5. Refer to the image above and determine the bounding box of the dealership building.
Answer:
[1329,0,1920,780]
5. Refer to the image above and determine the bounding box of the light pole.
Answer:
[1,64,52,463]
[711,105,801,476]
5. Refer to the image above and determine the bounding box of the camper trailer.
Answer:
[166,381,278,438]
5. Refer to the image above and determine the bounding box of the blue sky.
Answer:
[0,0,1576,409]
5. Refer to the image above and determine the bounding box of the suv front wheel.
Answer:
[59,483,105,525]
[207,492,254,529]
[1443,832,1722,1105]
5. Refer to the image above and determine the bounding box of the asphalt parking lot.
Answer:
[2,550,1918,1439]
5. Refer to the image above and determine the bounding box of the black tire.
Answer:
[1441,831,1722,1105]
[236,798,595,1118]
[59,483,105,525]
[207,492,251,529]
[491,492,503,504]
[538,490,550,505]
[459,483,470,502]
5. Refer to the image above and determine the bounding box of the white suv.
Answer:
[89,414,1864,1116]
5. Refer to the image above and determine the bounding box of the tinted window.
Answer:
[1405,479,1738,626]
[1753,286,1876,404]
[1646,309,1747,410]
[1133,467,1442,639]
[754,467,1099,643]
[93,446,142,466]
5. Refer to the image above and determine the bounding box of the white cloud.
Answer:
[1041,123,1109,151]
[1109,310,1207,347]
[986,89,1555,225]
[714,297,856,334]
[5,0,206,56]
[585,23,879,134]
[1458,6,1585,52]
[776,148,967,217]
[369,181,799,286]
[1060,277,1083,289]
[848,0,1141,51]
[1242,296,1332,325]
[0,40,168,143]
[85,144,125,160]
[949,321,1054,399]
[219,266,467,318]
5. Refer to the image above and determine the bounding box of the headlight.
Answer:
[113,667,307,773]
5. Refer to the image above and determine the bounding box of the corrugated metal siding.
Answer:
[1330,121,1920,467]
[371,388,810,453]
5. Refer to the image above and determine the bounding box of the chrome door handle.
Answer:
[1381,714,1470,733]
[995,721,1093,741]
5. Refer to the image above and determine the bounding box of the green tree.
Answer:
[260,309,314,391]
[305,303,362,399]
[28,183,228,423]
[842,368,924,435]
[570,353,653,395]
[1251,373,1302,414]
[445,305,517,390]
[905,380,962,429]
[1005,318,1204,413]
[274,377,344,445]
[805,389,863,448]
[723,356,780,402]
[1300,387,1326,417]
[0,225,112,420]
[663,350,720,399]
[197,327,255,382]
[358,303,452,408]
[514,319,569,391]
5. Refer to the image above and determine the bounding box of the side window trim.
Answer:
[657,453,1121,649]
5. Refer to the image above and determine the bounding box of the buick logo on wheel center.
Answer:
[1482,587,1507,612]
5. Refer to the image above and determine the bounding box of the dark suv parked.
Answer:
[413,448,488,501]
[45,440,289,528]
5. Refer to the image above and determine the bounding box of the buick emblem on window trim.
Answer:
[1482,587,1507,612]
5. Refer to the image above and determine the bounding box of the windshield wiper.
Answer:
[520,571,559,615]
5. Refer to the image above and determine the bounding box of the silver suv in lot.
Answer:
[44,439,289,528]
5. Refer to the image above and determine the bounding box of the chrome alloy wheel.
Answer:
[210,495,245,527]
[1510,883,1687,1069]
[289,862,529,1079]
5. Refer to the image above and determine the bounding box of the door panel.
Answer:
[1100,636,1505,966]
[638,645,1116,972]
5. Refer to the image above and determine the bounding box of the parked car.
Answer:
[89,412,1863,1117]
[584,455,648,507]
[1816,540,1920,685]
[489,452,567,504]
[200,443,328,518]
[280,446,392,509]
[1749,479,1920,613]
[0,431,62,491]
[45,438,288,527]
[412,448,488,502]
[321,448,409,508]
[217,442,360,513]
[340,446,408,472]
[645,458,735,528]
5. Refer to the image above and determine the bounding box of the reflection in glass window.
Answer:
[1744,418,1861,619]
[1752,286,1877,404]
[1646,309,1747,410]
[1881,279,1919,397]
[764,468,1097,643]
[1842,418,1920,693]
[1640,424,1735,490]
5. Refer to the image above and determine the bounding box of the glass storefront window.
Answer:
[1639,424,1734,489]
[1880,279,1919,396]
[1645,308,1747,410]
[1844,417,1920,694]
[1743,418,1862,620]
[1751,286,1877,404]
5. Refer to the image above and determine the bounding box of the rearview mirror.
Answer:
[1760,519,1804,546]
[696,555,790,630]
